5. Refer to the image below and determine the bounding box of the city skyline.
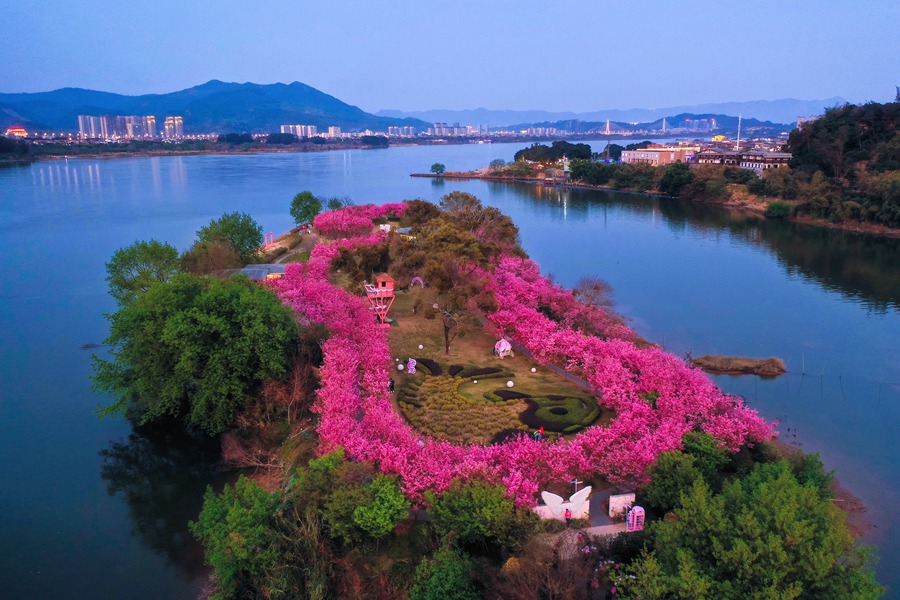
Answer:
[1,1,897,113]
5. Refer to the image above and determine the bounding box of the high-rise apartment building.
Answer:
[280,124,318,138]
[163,116,184,139]
[78,114,159,139]
[327,126,341,137]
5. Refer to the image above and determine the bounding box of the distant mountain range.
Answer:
[0,80,429,133]
[377,97,846,129]
[0,80,846,136]
[503,113,792,137]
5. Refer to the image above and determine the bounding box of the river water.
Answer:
[1,141,897,598]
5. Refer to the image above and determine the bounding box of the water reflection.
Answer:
[99,421,222,577]
[514,182,900,312]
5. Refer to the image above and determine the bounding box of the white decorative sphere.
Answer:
[418,344,424,349]
[397,364,405,370]
[473,380,478,384]
[395,358,400,362]
[507,380,514,388]
[531,367,537,373]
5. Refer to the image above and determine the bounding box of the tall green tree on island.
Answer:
[196,211,264,264]
[623,461,884,599]
[105,239,182,306]
[92,274,299,434]
[430,162,446,175]
[289,190,323,225]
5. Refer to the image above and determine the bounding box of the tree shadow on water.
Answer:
[99,419,225,578]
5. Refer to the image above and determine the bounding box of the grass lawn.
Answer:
[386,285,612,445]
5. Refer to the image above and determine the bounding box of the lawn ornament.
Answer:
[539,486,593,519]
[494,338,513,359]
[410,276,425,288]
[407,358,417,374]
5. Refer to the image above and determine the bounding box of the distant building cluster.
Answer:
[695,147,792,172]
[617,142,791,173]
[280,124,318,137]
[387,126,417,136]
[621,146,700,166]
[426,122,488,136]
[77,114,184,140]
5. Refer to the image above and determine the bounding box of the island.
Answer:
[92,194,884,599]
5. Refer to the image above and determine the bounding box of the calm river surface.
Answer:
[1,141,898,598]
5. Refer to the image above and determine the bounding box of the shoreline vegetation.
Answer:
[412,169,900,239]
[93,194,884,597]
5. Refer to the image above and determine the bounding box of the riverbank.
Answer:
[414,170,900,239]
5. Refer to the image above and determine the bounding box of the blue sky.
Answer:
[2,0,897,112]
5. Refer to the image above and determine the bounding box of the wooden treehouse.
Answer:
[365,273,395,326]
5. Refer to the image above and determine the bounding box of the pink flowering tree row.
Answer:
[272,203,774,507]
[312,202,408,238]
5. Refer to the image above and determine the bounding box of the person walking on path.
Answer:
[565,508,572,526]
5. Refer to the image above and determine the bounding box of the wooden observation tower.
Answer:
[365,273,396,326]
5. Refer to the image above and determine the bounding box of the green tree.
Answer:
[326,196,354,211]
[93,274,299,434]
[624,462,884,599]
[290,190,323,225]
[105,239,182,306]
[681,431,729,485]
[190,475,280,600]
[353,474,410,540]
[426,480,516,549]
[180,239,243,275]
[197,211,264,264]
[658,162,695,196]
[410,546,479,600]
[642,451,703,513]
[430,162,446,175]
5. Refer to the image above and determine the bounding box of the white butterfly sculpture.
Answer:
[540,486,592,517]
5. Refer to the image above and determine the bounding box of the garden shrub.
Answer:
[414,358,442,376]
[492,389,528,400]
[459,367,503,378]
[765,201,794,218]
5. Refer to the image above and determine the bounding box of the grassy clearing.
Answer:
[387,285,612,444]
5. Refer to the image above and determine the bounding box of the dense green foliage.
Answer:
[93,274,299,434]
[657,161,694,196]
[426,479,533,552]
[785,101,900,226]
[266,132,299,145]
[192,450,421,599]
[409,546,479,600]
[0,136,31,156]
[105,239,182,306]
[217,133,254,144]
[625,461,884,599]
[513,140,591,162]
[190,475,280,599]
[430,162,446,175]
[361,135,389,147]
[289,190,323,225]
[196,211,264,264]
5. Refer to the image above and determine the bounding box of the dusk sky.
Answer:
[3,0,897,113]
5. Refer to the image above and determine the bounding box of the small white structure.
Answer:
[494,338,514,359]
[608,493,636,518]
[379,223,392,233]
[534,486,592,521]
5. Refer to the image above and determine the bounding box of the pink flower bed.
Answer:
[312,202,407,238]
[273,205,774,506]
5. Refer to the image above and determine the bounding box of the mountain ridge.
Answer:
[0,80,429,133]
[376,97,846,128]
